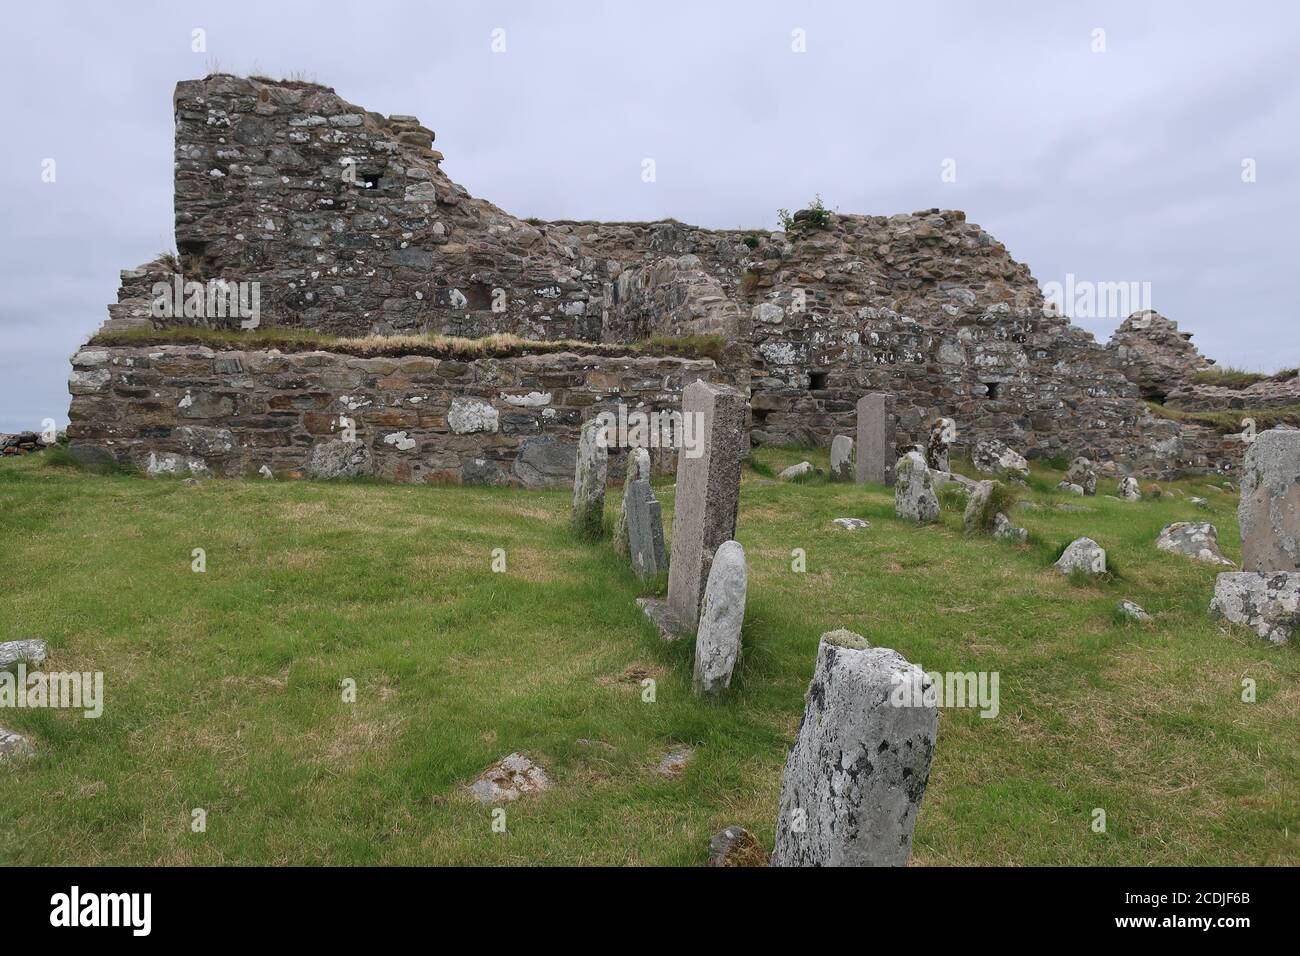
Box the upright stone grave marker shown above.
[830,435,854,481]
[571,418,608,539]
[624,478,667,579]
[664,381,746,632]
[772,630,938,867]
[855,394,895,486]
[613,447,651,556]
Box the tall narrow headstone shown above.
[613,447,652,556]
[830,435,855,481]
[772,630,938,867]
[692,540,747,695]
[571,419,608,539]
[1238,429,1300,572]
[624,478,667,578]
[665,381,747,631]
[855,393,895,486]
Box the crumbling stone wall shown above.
[68,343,729,486]
[1106,310,1212,401]
[68,74,1259,483]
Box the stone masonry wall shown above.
[67,344,730,486]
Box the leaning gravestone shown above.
[613,447,651,556]
[624,478,667,579]
[692,540,747,696]
[1211,428,1300,642]
[926,418,955,472]
[772,630,938,867]
[571,418,608,539]
[894,451,940,524]
[663,381,747,632]
[855,394,895,486]
[830,435,854,481]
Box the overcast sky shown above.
[2,0,1297,432]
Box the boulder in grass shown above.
[972,438,1029,478]
[1156,522,1234,567]
[708,826,769,867]
[0,640,48,673]
[467,753,552,804]
[1055,537,1106,576]
[778,461,814,481]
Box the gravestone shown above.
[692,540,747,696]
[1238,428,1300,572]
[830,435,854,481]
[855,394,895,486]
[894,451,940,524]
[624,478,667,579]
[613,447,651,556]
[926,418,955,472]
[664,381,747,631]
[571,418,608,539]
[1119,476,1141,501]
[772,630,938,867]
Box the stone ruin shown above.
[64,74,1293,484]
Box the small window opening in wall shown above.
[984,381,1000,400]
[809,370,829,391]
[362,172,381,189]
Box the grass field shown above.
[1,447,1297,865]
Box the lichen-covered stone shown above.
[992,511,1028,543]
[894,451,939,524]
[963,480,997,533]
[571,419,608,539]
[708,826,768,867]
[1156,522,1234,566]
[972,439,1029,477]
[778,461,813,481]
[624,478,666,579]
[1210,571,1300,643]
[1238,428,1300,572]
[692,540,747,696]
[306,438,371,479]
[772,633,938,867]
[0,727,34,762]
[0,640,48,673]
[466,752,552,804]
[1066,457,1098,496]
[613,447,651,556]
[1055,537,1106,575]
[830,435,854,481]
[1119,476,1141,501]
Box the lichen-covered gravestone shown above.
[570,418,608,539]
[772,630,938,867]
[1119,476,1141,501]
[692,540,747,696]
[926,417,955,472]
[624,478,667,579]
[855,393,895,486]
[613,447,651,556]
[894,451,940,524]
[663,381,746,632]
[830,435,854,481]
[1066,457,1098,496]
[1211,428,1300,642]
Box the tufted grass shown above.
[0,447,1296,865]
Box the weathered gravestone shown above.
[830,435,854,481]
[571,418,608,539]
[1211,428,1300,642]
[926,418,956,472]
[855,394,895,486]
[663,381,746,632]
[613,447,651,556]
[894,451,940,524]
[772,630,938,867]
[692,540,747,696]
[624,478,667,579]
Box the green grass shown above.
[1144,401,1300,434]
[1191,366,1298,388]
[1,447,1297,865]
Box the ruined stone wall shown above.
[67,344,730,486]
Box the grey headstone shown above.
[692,540,747,696]
[830,435,854,481]
[613,447,652,556]
[894,451,940,524]
[855,393,895,486]
[665,381,746,631]
[926,417,955,472]
[571,419,608,539]
[625,478,667,578]
[772,630,938,867]
[1239,429,1300,572]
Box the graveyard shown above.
[1,441,1296,866]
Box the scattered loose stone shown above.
[832,517,871,531]
[1119,476,1141,501]
[930,470,978,491]
[1066,457,1098,496]
[1190,496,1209,509]
[613,447,651,556]
[963,479,997,533]
[1211,572,1300,643]
[1057,481,1085,496]
[692,541,747,696]
[1118,599,1152,622]
[830,435,854,481]
[772,630,938,867]
[992,512,1028,543]
[258,464,274,479]
[894,451,940,524]
[571,418,608,539]
[0,640,48,673]
[708,826,769,867]
[855,393,895,486]
[664,381,746,632]
[0,728,34,762]
[972,438,1029,477]
[1055,502,1096,514]
[1156,522,1235,566]
[184,477,202,488]
[1055,537,1107,575]
[467,752,552,804]
[778,461,814,481]
[657,746,695,778]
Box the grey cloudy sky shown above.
[2,0,1297,432]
